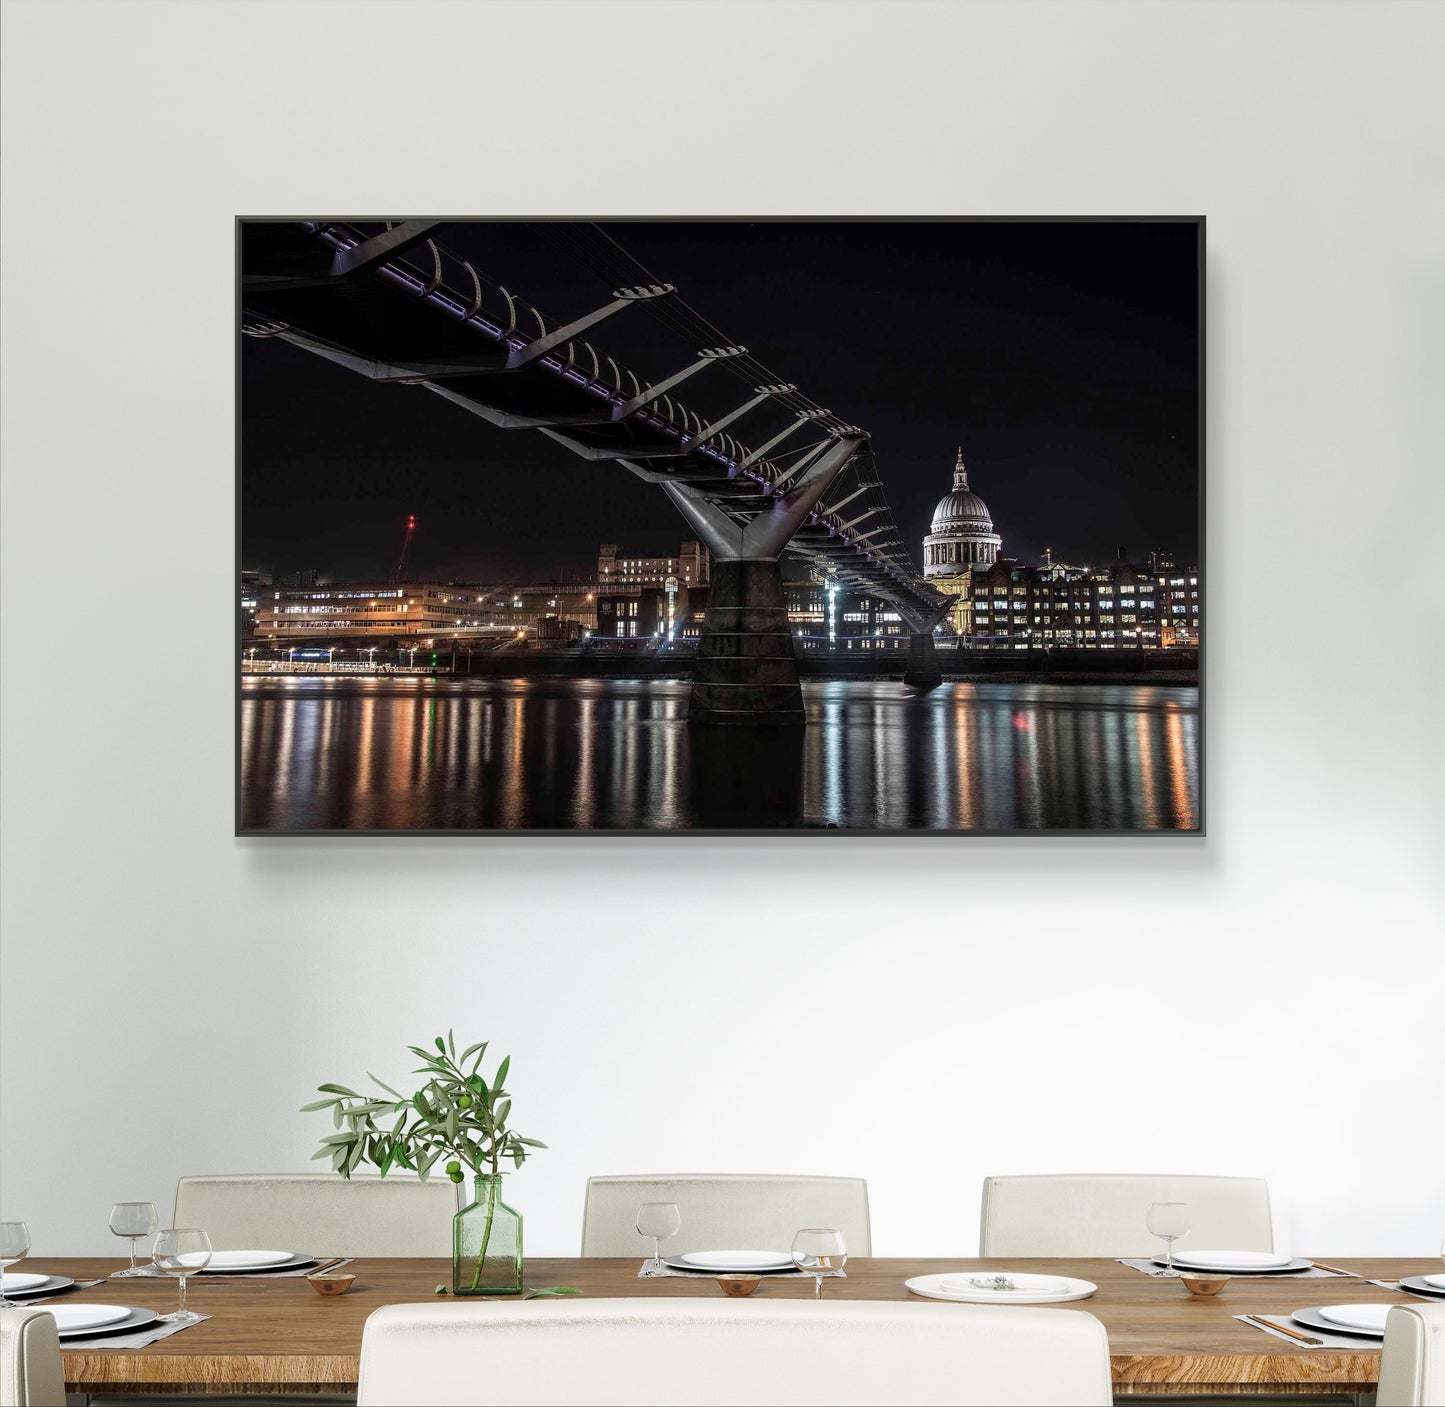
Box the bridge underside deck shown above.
[242,221,948,724]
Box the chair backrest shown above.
[1378,1302,1445,1407]
[979,1173,1273,1257]
[357,1298,1113,1406]
[581,1173,871,1256]
[0,1308,66,1407]
[173,1173,455,1257]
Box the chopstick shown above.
[1243,1315,1324,1346]
[306,1258,346,1276]
[1311,1262,1357,1277]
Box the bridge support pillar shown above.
[903,630,943,690]
[690,559,804,726]
[660,433,866,727]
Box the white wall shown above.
[2,0,1441,1261]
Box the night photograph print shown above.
[239,218,1202,834]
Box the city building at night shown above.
[597,541,709,595]
[965,555,1201,648]
[240,568,271,637]
[922,449,1003,634]
[594,541,710,640]
[257,581,467,642]
[254,579,598,646]
[785,578,907,649]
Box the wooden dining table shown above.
[34,1256,1428,1400]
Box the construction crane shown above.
[391,514,416,584]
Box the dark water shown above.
[240,676,1199,832]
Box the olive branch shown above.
[302,1032,546,1183]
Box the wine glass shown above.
[636,1202,680,1276]
[792,1227,847,1299]
[110,1202,158,1277]
[152,1228,211,1322]
[0,1221,31,1306]
[1146,1202,1191,1276]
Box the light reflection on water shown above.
[240,677,1199,832]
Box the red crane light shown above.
[392,514,416,584]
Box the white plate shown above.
[938,1272,1079,1297]
[1168,1249,1294,1270]
[1318,1303,1392,1334]
[46,1304,132,1333]
[54,1306,160,1340]
[2,1275,74,1298]
[1162,1253,1310,1274]
[1291,1305,1385,1339]
[1399,1276,1445,1297]
[665,1250,795,1273]
[0,1272,49,1292]
[195,1252,315,1274]
[180,1249,293,1270]
[907,1272,1097,1305]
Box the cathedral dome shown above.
[923,449,1002,579]
[931,488,994,533]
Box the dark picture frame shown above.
[237,217,1204,836]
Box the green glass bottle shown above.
[452,1173,523,1296]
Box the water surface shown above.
[240,676,1199,831]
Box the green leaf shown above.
[515,1137,547,1148]
[309,1147,334,1161]
[460,1042,487,1067]
[525,1287,582,1298]
[299,1098,337,1112]
[318,1132,355,1146]
[435,1284,448,1294]
[316,1083,360,1097]
[446,1106,458,1142]
[447,1029,455,1058]
[494,1055,510,1089]
[369,1072,406,1100]
[435,1037,446,1054]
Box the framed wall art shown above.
[239,218,1202,834]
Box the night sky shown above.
[241,220,1199,583]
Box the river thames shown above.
[239,676,1199,832]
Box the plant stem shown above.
[468,1176,498,1292]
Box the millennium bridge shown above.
[241,221,952,725]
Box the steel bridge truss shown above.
[241,220,951,718]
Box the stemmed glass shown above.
[110,1202,158,1277]
[1146,1202,1191,1276]
[636,1203,681,1276]
[152,1228,212,1322]
[0,1222,31,1305]
[792,1227,847,1299]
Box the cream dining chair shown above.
[0,1307,66,1407]
[580,1173,871,1257]
[173,1174,455,1256]
[979,1174,1274,1257]
[1377,1302,1445,1407]
[357,1297,1113,1406]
